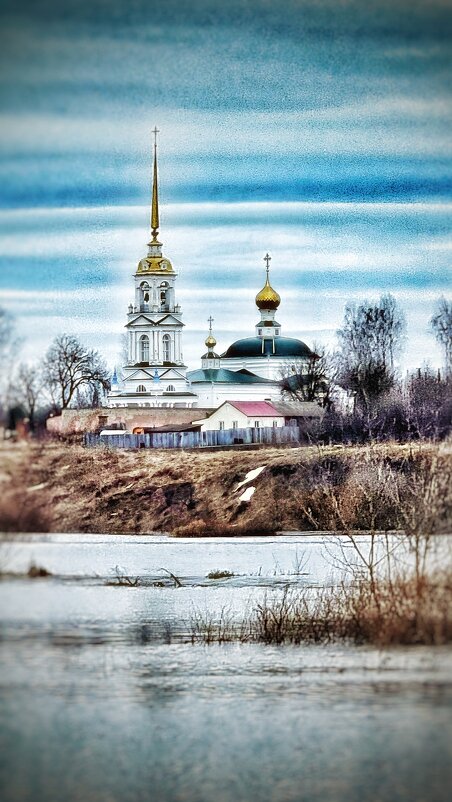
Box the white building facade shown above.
[193,401,286,432]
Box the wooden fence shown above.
[84,426,304,450]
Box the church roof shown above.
[187,368,277,385]
[221,337,313,359]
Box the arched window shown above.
[162,334,171,361]
[166,384,175,392]
[140,335,149,362]
[136,384,146,393]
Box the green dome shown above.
[221,337,313,359]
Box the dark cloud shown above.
[1,0,451,116]
[0,1,450,209]
[1,151,451,208]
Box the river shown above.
[0,533,451,802]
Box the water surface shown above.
[0,533,451,802]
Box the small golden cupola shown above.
[255,253,280,310]
[201,316,221,369]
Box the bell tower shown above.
[126,127,184,367]
[108,129,193,407]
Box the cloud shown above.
[0,1,450,375]
[0,0,451,210]
[1,105,451,208]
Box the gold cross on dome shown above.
[264,253,271,274]
[152,126,160,147]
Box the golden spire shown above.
[255,253,281,310]
[151,126,160,242]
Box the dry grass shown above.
[190,572,452,647]
[0,439,450,536]
[27,563,52,578]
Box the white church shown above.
[107,134,316,410]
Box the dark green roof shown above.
[221,337,313,359]
[187,368,277,385]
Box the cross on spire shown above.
[208,316,214,332]
[264,253,271,275]
[152,126,160,148]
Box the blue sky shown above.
[0,0,451,372]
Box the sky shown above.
[0,0,451,374]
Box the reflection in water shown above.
[0,534,451,802]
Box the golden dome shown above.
[255,275,280,310]
[205,333,217,348]
[137,256,174,274]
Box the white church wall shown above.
[190,381,281,408]
[219,356,299,381]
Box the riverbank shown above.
[0,439,450,536]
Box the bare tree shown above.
[280,343,335,407]
[12,363,43,430]
[0,306,12,360]
[430,296,452,377]
[41,334,110,410]
[0,306,21,419]
[406,365,451,440]
[336,294,405,414]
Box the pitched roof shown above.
[271,401,324,418]
[227,401,281,416]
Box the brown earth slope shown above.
[0,440,450,536]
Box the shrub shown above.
[171,519,209,537]
[190,572,452,647]
[206,570,235,579]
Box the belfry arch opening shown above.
[140,281,150,311]
[159,282,170,311]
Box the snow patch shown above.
[238,486,256,503]
[235,466,265,491]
